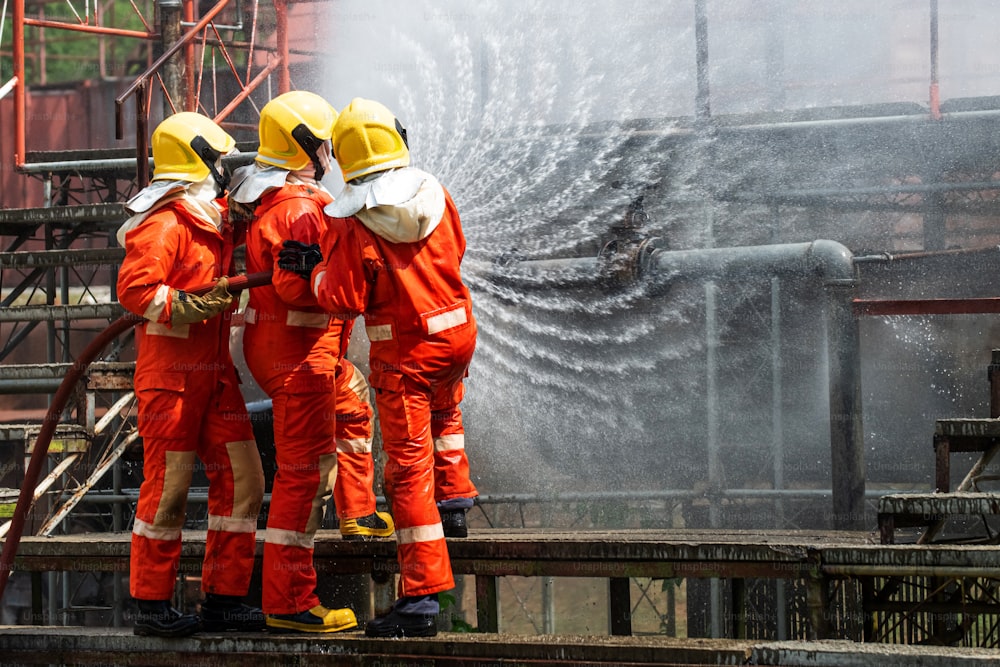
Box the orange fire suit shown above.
[242,182,377,614]
[312,179,478,598]
[117,198,264,602]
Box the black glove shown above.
[277,240,323,280]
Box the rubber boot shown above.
[440,508,468,538]
[200,593,266,632]
[266,605,358,634]
[133,599,201,638]
[340,511,395,540]
[365,594,438,638]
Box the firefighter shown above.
[116,112,265,637]
[279,98,479,637]
[228,90,393,633]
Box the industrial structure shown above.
[3,1,1000,664]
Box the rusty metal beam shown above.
[0,203,126,227]
[854,297,1000,316]
[0,247,125,269]
[22,17,156,39]
[0,303,125,322]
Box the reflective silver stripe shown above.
[426,305,467,334]
[145,321,189,338]
[132,517,181,542]
[207,514,257,534]
[337,437,372,454]
[311,270,326,298]
[286,310,330,328]
[244,306,257,324]
[434,434,465,452]
[142,284,172,323]
[264,526,315,549]
[367,324,393,341]
[396,523,445,545]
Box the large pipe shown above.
[0,271,272,603]
[503,240,865,530]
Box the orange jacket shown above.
[312,186,476,389]
[244,183,350,382]
[117,199,238,385]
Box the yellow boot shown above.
[339,511,395,540]
[266,605,357,633]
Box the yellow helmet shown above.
[151,111,236,185]
[333,98,410,182]
[257,90,337,176]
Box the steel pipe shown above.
[503,240,865,530]
[22,18,155,39]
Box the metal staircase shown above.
[878,350,1000,546]
[0,156,137,520]
[865,351,1000,645]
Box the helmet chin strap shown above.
[191,135,230,195]
[291,124,328,182]
[309,155,325,182]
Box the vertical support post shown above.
[694,0,710,124]
[370,556,394,618]
[608,577,631,636]
[731,578,747,639]
[136,80,150,188]
[934,434,951,492]
[771,276,785,521]
[159,0,184,116]
[373,577,394,618]
[805,572,830,640]
[705,281,723,637]
[14,0,26,167]
[274,0,290,94]
[542,576,555,634]
[772,280,788,639]
[988,350,1000,418]
[183,0,196,111]
[825,277,866,530]
[860,577,876,642]
[705,281,721,527]
[475,575,499,633]
[929,0,941,120]
[31,572,43,624]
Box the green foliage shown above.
[439,592,477,633]
[1,1,154,85]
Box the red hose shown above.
[0,271,272,601]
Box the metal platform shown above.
[6,528,1000,655]
[16,527,1000,640]
[0,627,998,667]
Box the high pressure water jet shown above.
[488,226,864,530]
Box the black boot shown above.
[365,608,437,638]
[440,508,468,538]
[365,595,438,638]
[200,593,266,632]
[133,599,201,638]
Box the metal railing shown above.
[9,0,292,179]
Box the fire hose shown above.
[0,271,273,602]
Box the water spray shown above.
[0,271,273,602]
